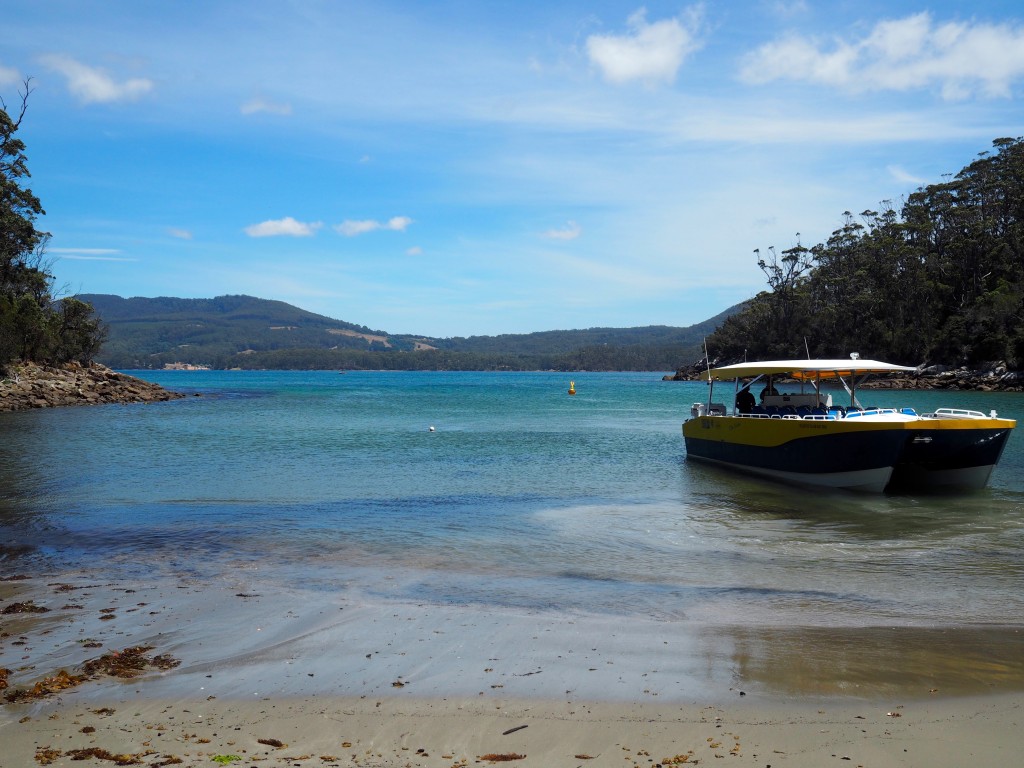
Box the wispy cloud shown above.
[586,6,705,86]
[0,63,21,87]
[167,227,193,240]
[39,54,153,104]
[887,165,927,186]
[739,12,1024,99]
[50,248,136,262]
[407,246,423,256]
[240,97,292,116]
[770,1,809,17]
[335,216,413,236]
[244,217,322,237]
[542,221,582,241]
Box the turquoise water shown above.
[2,370,1024,629]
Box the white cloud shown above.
[586,6,704,85]
[335,216,413,236]
[739,12,1024,99]
[542,220,582,240]
[240,97,292,116]
[0,63,21,87]
[407,246,423,256]
[887,165,926,186]
[244,217,322,237]
[167,227,193,240]
[50,247,120,255]
[39,54,153,104]
[336,219,380,237]
[770,1,809,17]
[50,247,136,262]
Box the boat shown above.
[682,356,1015,493]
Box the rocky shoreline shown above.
[0,361,187,413]
[665,360,1024,392]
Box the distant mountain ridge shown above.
[82,293,740,371]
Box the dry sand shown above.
[4,691,1023,768]
[3,573,1023,767]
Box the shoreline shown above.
[5,572,1024,704]
[4,573,1024,766]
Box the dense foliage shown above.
[707,137,1024,368]
[87,293,734,371]
[1,85,105,373]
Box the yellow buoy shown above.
[568,381,576,395]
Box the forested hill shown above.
[704,136,1024,371]
[84,293,739,371]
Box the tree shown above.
[1,81,106,372]
[704,136,1024,369]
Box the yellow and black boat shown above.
[682,358,1015,493]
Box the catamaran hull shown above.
[889,423,1013,491]
[682,417,910,493]
[686,453,893,492]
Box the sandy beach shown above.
[3,572,1023,767]
[4,689,1022,768]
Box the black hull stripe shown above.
[897,428,1012,471]
[684,429,907,474]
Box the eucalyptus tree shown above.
[1,81,105,371]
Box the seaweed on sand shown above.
[81,645,181,679]
[4,646,181,703]
[1,601,49,614]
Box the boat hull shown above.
[889,419,1014,492]
[682,416,909,492]
[683,413,1016,493]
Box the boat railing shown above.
[735,412,838,420]
[845,407,898,419]
[925,407,989,420]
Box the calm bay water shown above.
[3,370,1024,631]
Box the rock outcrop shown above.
[0,361,187,413]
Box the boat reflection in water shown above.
[682,356,1016,493]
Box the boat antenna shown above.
[804,337,811,360]
[703,337,713,408]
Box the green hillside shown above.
[84,293,738,371]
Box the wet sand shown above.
[3,573,1024,767]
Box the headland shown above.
[0,361,186,413]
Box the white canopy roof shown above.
[698,358,916,382]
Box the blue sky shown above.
[4,1,1024,337]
